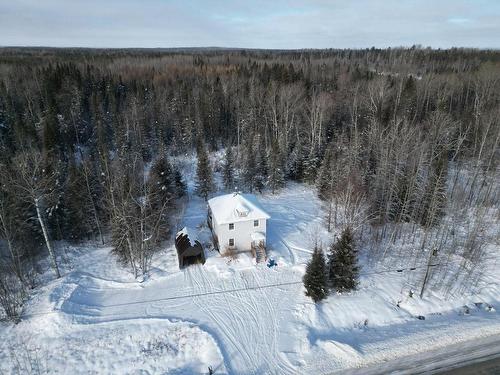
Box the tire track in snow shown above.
[51,265,300,374]
[249,268,296,374]
[188,266,256,372]
[267,225,297,265]
[200,268,263,371]
[187,265,297,374]
[225,270,271,372]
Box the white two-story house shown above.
[207,193,270,258]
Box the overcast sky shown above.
[1,0,499,49]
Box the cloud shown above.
[0,0,499,48]
[447,17,472,24]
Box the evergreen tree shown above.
[391,166,414,222]
[316,144,334,200]
[172,164,187,198]
[303,246,329,303]
[222,146,235,191]
[253,138,267,193]
[195,141,215,200]
[42,102,62,157]
[287,141,306,181]
[62,162,95,242]
[420,150,448,227]
[302,147,320,184]
[328,227,359,292]
[149,155,176,209]
[268,141,285,193]
[243,137,256,193]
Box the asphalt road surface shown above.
[436,355,500,374]
[333,334,500,375]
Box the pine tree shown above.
[253,139,267,193]
[195,141,215,200]
[420,150,447,227]
[243,137,256,192]
[42,102,62,157]
[172,164,187,198]
[317,145,339,231]
[149,155,176,209]
[222,146,235,191]
[316,145,334,200]
[268,140,285,193]
[303,246,329,303]
[328,227,359,292]
[391,166,414,222]
[302,147,320,184]
[287,141,306,181]
[61,162,95,242]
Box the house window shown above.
[253,220,259,227]
[229,223,234,230]
[229,238,234,247]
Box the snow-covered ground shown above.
[1,168,499,374]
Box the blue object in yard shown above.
[267,258,277,268]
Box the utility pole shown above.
[420,248,438,298]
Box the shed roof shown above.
[176,227,196,247]
[208,193,270,225]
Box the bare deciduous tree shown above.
[9,152,61,279]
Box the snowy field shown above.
[1,164,499,374]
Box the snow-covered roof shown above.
[250,232,266,242]
[176,227,196,247]
[208,193,270,225]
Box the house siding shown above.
[215,218,267,253]
[211,213,220,250]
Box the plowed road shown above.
[333,334,500,375]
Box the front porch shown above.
[251,232,267,263]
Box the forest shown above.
[0,47,499,321]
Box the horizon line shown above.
[1,45,499,52]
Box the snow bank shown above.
[1,318,223,375]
